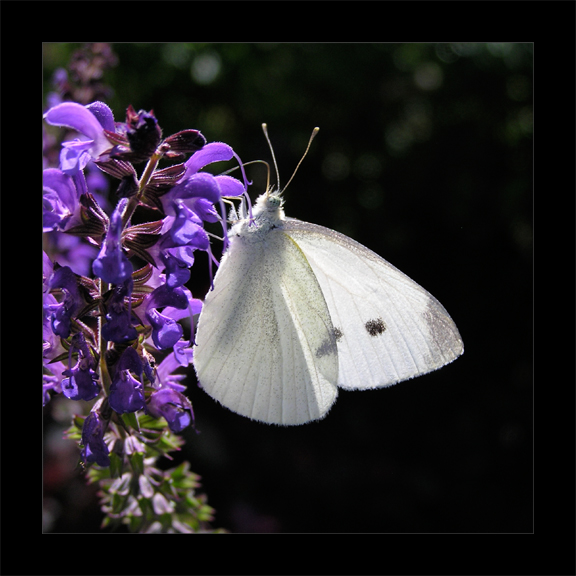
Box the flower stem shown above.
[122,148,165,227]
[98,278,112,394]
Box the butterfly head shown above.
[253,188,285,221]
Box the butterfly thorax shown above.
[230,190,286,242]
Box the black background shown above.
[43,43,532,535]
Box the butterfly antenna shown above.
[262,123,280,196]
[282,127,320,194]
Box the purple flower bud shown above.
[147,388,194,433]
[111,106,162,164]
[81,408,110,467]
[126,109,161,154]
[93,198,132,285]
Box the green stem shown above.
[98,278,112,395]
[122,148,164,228]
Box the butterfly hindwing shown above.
[194,226,338,425]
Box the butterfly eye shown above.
[267,196,282,209]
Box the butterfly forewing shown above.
[283,219,464,391]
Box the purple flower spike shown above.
[148,388,194,433]
[93,198,132,285]
[81,408,110,467]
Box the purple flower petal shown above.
[215,174,245,197]
[60,140,93,174]
[109,370,145,413]
[86,101,115,132]
[189,197,220,223]
[47,266,84,338]
[43,168,81,231]
[145,285,189,349]
[163,254,191,288]
[44,102,113,164]
[108,348,146,414]
[43,168,78,212]
[147,388,194,433]
[162,173,222,217]
[62,357,100,401]
[147,308,183,349]
[161,287,202,322]
[171,202,209,247]
[165,245,197,268]
[183,142,234,176]
[173,340,194,367]
[101,279,138,343]
[81,410,110,467]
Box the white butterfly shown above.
[193,126,463,425]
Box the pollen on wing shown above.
[365,318,386,337]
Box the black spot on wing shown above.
[365,318,386,337]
